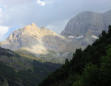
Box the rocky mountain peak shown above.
[61,10,111,37]
[23,23,41,34]
[60,10,111,53]
[24,23,39,30]
[0,23,75,63]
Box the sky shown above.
[0,0,111,41]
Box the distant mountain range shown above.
[61,10,111,46]
[0,10,111,64]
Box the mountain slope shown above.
[61,10,111,48]
[0,47,61,86]
[39,26,111,86]
[0,23,76,63]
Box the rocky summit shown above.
[61,10,111,36]
[0,23,77,63]
[61,10,111,47]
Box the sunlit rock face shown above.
[61,10,111,47]
[0,23,77,63]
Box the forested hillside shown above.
[0,47,60,86]
[39,25,111,86]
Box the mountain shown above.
[62,10,111,36]
[39,26,111,86]
[61,10,111,47]
[0,23,76,63]
[0,47,60,86]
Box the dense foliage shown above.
[39,25,111,86]
[0,48,60,86]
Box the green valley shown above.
[0,47,61,86]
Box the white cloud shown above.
[0,8,4,24]
[46,19,68,33]
[0,8,3,17]
[36,0,46,6]
[0,26,9,41]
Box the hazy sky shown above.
[0,0,111,41]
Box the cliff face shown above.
[61,10,111,48]
[61,10,111,36]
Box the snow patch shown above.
[76,35,84,39]
[68,35,75,39]
[92,35,99,39]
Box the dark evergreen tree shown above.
[39,25,111,86]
